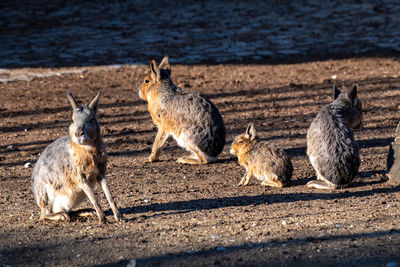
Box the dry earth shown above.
[1,57,400,266]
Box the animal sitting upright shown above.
[307,84,363,189]
[137,56,226,164]
[31,92,123,223]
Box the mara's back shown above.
[249,141,293,182]
[307,101,359,185]
[31,136,77,196]
[160,86,226,157]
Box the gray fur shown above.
[138,57,226,164]
[307,84,362,188]
[31,92,123,223]
[158,79,225,157]
[249,142,293,184]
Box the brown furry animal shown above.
[138,56,226,164]
[31,92,124,223]
[230,123,293,187]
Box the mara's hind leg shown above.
[69,208,96,218]
[177,146,215,165]
[44,212,71,221]
[316,173,324,181]
[38,200,70,222]
[177,154,204,164]
[38,201,46,221]
[261,174,284,188]
[306,175,340,190]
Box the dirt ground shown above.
[1,57,400,266]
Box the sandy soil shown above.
[1,57,400,266]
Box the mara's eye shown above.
[237,140,244,144]
[145,79,150,84]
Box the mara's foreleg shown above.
[79,180,106,223]
[149,127,169,162]
[98,176,124,222]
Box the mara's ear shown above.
[89,91,101,115]
[333,84,341,100]
[245,123,257,141]
[159,56,171,75]
[67,92,78,110]
[347,84,358,105]
[150,59,160,82]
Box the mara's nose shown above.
[75,127,84,137]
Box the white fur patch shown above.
[52,194,73,213]
[72,134,80,145]
[172,132,189,150]
[46,183,86,214]
[172,132,216,163]
[309,155,318,171]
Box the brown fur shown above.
[138,57,226,164]
[31,92,123,223]
[70,144,103,183]
[231,123,293,187]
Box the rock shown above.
[24,162,32,168]
[387,123,400,185]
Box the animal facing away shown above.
[138,56,226,164]
[31,92,123,223]
[307,84,362,189]
[230,123,293,187]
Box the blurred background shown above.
[0,0,399,68]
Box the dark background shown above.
[1,0,399,68]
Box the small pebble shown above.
[24,162,32,168]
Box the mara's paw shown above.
[114,213,126,223]
[177,156,201,165]
[148,153,159,163]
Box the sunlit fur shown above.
[138,56,226,164]
[230,123,293,187]
[31,92,123,223]
[307,84,363,189]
